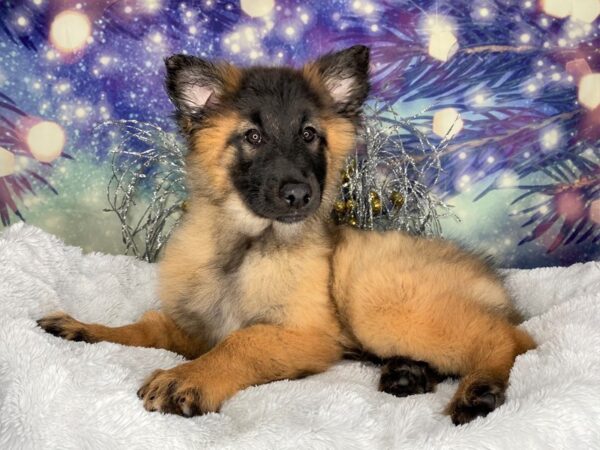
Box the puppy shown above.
[38,45,535,425]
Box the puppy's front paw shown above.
[37,312,95,343]
[137,365,220,417]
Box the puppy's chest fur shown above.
[159,219,334,347]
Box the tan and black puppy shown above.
[38,46,535,425]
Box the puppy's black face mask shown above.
[227,69,327,223]
[165,45,370,224]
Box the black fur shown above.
[313,45,371,118]
[228,67,328,222]
[450,380,506,425]
[344,351,449,398]
[379,357,446,397]
[164,54,225,121]
[164,46,370,222]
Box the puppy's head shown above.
[165,46,369,231]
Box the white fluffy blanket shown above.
[1,224,599,449]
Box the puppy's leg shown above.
[137,324,342,415]
[445,326,535,425]
[345,291,536,425]
[37,310,205,359]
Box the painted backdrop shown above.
[0,0,599,268]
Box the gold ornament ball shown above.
[348,216,358,227]
[391,191,405,208]
[369,191,382,214]
[345,199,356,211]
[371,198,382,215]
[333,199,346,214]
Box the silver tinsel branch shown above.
[334,103,455,236]
[97,120,187,262]
[100,104,454,262]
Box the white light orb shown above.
[50,10,92,53]
[541,127,561,150]
[578,73,600,110]
[0,146,16,177]
[432,108,463,139]
[571,0,600,23]
[541,0,572,19]
[240,0,274,17]
[26,121,66,163]
[428,30,458,62]
[497,170,518,188]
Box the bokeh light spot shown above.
[26,121,66,163]
[50,10,92,54]
[578,73,600,110]
[433,108,464,138]
[590,199,600,224]
[541,0,572,19]
[555,191,585,222]
[0,146,16,177]
[571,0,600,23]
[241,0,274,17]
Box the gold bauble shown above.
[348,216,358,227]
[371,198,382,215]
[369,191,382,214]
[345,199,356,211]
[391,191,405,208]
[333,199,346,214]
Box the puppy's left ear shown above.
[304,45,370,117]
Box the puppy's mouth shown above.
[275,214,308,224]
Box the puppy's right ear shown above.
[164,55,240,124]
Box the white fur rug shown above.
[1,223,599,449]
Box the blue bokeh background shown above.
[0,0,599,267]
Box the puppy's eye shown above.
[245,129,262,145]
[302,127,316,143]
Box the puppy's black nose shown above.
[279,182,312,209]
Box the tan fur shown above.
[187,113,241,198]
[137,324,342,414]
[38,59,535,423]
[331,228,535,422]
[37,310,205,359]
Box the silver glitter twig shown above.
[97,120,187,262]
[100,103,454,262]
[335,103,455,236]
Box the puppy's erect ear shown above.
[164,54,240,119]
[304,45,370,117]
